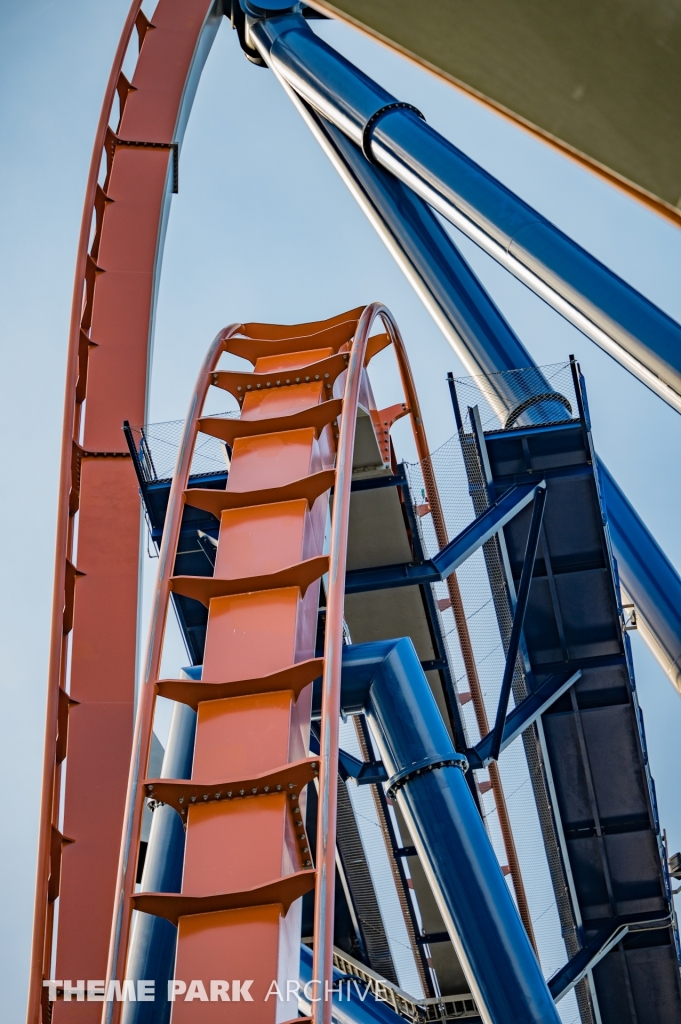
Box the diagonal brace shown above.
[488,485,547,762]
[467,669,581,769]
[337,748,388,785]
[344,480,544,594]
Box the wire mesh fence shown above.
[127,413,238,481]
[452,362,578,432]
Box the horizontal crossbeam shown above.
[345,481,543,594]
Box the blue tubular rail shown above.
[341,638,562,1024]
[242,29,681,694]
[248,6,681,413]
[122,700,196,1024]
[600,464,681,692]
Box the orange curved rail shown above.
[27,3,144,1019]
[29,2,223,1020]
[103,323,241,1013]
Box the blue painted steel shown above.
[122,698,197,1024]
[488,486,546,761]
[600,463,681,692]
[345,481,542,594]
[548,912,672,1003]
[338,748,388,785]
[249,10,681,408]
[468,670,581,769]
[352,637,562,1024]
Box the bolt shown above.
[215,792,221,799]
[302,847,309,854]
[256,383,261,389]
[178,797,184,805]
[191,796,196,803]
[305,860,312,867]
[286,379,291,384]
[147,785,154,793]
[295,378,300,383]
[252,788,258,794]
[314,375,319,380]
[305,376,310,382]
[237,386,242,391]
[227,791,233,798]
[324,373,329,378]
[311,763,318,770]
[288,783,295,789]
[276,380,281,386]
[246,384,251,390]
[266,382,271,387]
[276,785,282,791]
[263,786,269,793]
[239,789,245,796]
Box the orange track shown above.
[28,2,220,1021]
[30,0,536,1016]
[101,305,418,1022]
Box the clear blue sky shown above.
[2,2,681,1019]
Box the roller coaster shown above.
[28,3,681,1024]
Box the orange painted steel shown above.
[103,313,357,1022]
[102,323,240,1021]
[29,3,222,1019]
[27,3,143,1020]
[312,303,378,1024]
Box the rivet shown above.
[178,797,184,805]
[227,791,233,798]
[246,385,252,390]
[305,860,312,867]
[147,785,154,793]
[252,787,258,794]
[288,783,295,789]
[263,786,269,793]
[295,377,300,383]
[191,796,197,803]
[311,763,318,770]
[256,383,261,389]
[276,381,281,386]
[326,383,331,388]
[203,794,208,801]
[305,376,310,382]
[314,375,319,380]
[324,373,329,378]
[286,379,291,385]
[237,386,242,391]
[215,792,221,799]
[266,382,271,387]
[239,789,245,796]
[298,834,305,840]
[276,784,282,791]
[302,847,309,854]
